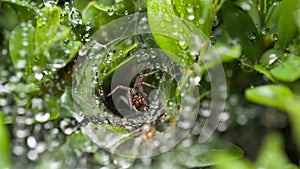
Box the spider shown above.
[107,70,160,113]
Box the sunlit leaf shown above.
[245,84,293,111]
[270,55,300,82]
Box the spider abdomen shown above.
[132,95,145,108]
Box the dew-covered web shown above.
[71,2,228,156]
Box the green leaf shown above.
[254,65,276,82]
[256,132,298,169]
[172,0,214,36]
[275,0,300,49]
[0,113,11,169]
[5,82,40,95]
[147,0,210,66]
[213,153,254,169]
[213,133,298,169]
[34,6,63,67]
[270,55,300,82]
[9,21,36,80]
[211,43,241,63]
[245,84,293,111]
[0,1,35,30]
[245,84,300,149]
[222,1,262,65]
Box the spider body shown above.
[107,70,160,112]
[132,92,146,108]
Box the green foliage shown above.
[213,133,299,169]
[222,1,262,65]
[1,0,299,168]
[276,0,299,50]
[0,113,11,169]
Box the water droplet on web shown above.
[69,8,82,25]
[27,150,38,161]
[27,136,37,148]
[16,60,27,69]
[44,0,57,7]
[35,112,50,122]
[107,8,114,16]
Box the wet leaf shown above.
[270,55,300,82]
[172,0,214,36]
[275,0,300,49]
[222,1,262,64]
[9,21,36,81]
[147,0,209,66]
[0,113,11,169]
[1,1,34,30]
[5,82,40,95]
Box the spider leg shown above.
[106,85,132,97]
[134,70,160,89]
[142,81,157,88]
[142,70,160,78]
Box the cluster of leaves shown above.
[0,0,299,168]
[146,0,300,167]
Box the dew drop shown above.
[261,27,269,35]
[44,0,57,7]
[247,32,257,41]
[187,15,195,21]
[35,112,50,122]
[107,8,114,16]
[160,22,166,28]
[68,8,82,25]
[27,150,38,161]
[213,15,219,26]
[178,40,188,49]
[273,34,278,41]
[199,19,205,24]
[27,136,37,148]
[240,2,251,11]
